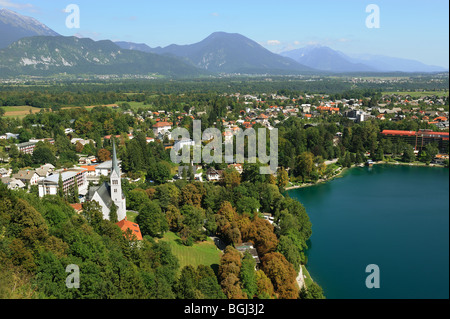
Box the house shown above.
[13,170,39,185]
[116,219,143,241]
[35,167,52,181]
[80,165,99,184]
[0,168,10,178]
[78,156,97,165]
[173,138,195,152]
[153,121,172,137]
[103,134,133,141]
[71,138,95,146]
[262,213,275,225]
[256,113,269,125]
[1,177,26,190]
[69,203,83,214]
[222,131,233,144]
[86,142,126,222]
[206,168,221,181]
[95,160,121,177]
[0,133,19,140]
[235,242,260,267]
[227,163,243,174]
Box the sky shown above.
[1,0,449,68]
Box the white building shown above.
[173,138,196,152]
[86,142,126,222]
[13,170,39,185]
[38,169,88,198]
[153,121,172,137]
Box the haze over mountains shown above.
[280,45,448,73]
[0,8,447,77]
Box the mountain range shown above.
[0,36,205,77]
[280,45,447,73]
[0,8,447,77]
[122,32,314,74]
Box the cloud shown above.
[266,40,281,46]
[0,0,37,12]
[210,12,219,17]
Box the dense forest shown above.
[0,164,325,299]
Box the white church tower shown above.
[110,141,126,222]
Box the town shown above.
[0,76,449,301]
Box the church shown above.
[86,141,126,222]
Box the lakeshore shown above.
[289,164,449,299]
[285,160,448,191]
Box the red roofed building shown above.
[381,130,449,152]
[69,203,83,213]
[153,121,173,136]
[116,219,143,241]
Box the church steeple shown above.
[110,139,126,222]
[111,140,120,176]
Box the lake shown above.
[288,164,449,299]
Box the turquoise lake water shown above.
[288,165,449,299]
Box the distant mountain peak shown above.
[146,32,315,74]
[0,8,59,49]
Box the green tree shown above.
[402,145,416,163]
[294,152,315,182]
[109,204,118,223]
[240,252,258,299]
[276,167,289,191]
[32,146,56,166]
[57,174,64,199]
[299,281,326,299]
[135,200,168,238]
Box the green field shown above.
[302,265,314,288]
[1,105,42,118]
[158,231,222,274]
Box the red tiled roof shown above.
[381,130,416,136]
[116,219,143,241]
[70,203,83,212]
[381,130,449,138]
[153,121,172,128]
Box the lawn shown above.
[302,265,314,288]
[126,211,139,223]
[158,231,222,274]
